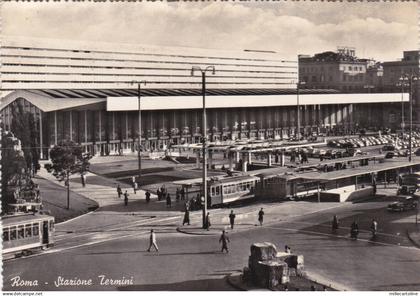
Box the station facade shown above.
[0,37,408,158]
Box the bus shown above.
[2,213,55,258]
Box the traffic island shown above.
[407,229,420,248]
[227,242,335,291]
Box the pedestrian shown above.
[370,218,378,237]
[258,208,264,226]
[350,220,359,239]
[206,213,211,231]
[133,182,138,194]
[229,210,236,229]
[176,189,180,202]
[219,230,230,253]
[166,193,172,208]
[332,215,339,232]
[132,176,136,186]
[284,245,291,253]
[180,188,185,200]
[117,184,122,198]
[157,188,161,201]
[183,208,190,225]
[145,191,151,203]
[81,174,86,187]
[147,229,159,252]
[310,285,316,291]
[124,190,129,206]
[34,184,40,198]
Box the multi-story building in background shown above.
[382,51,420,124]
[299,47,383,93]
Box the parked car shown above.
[385,152,395,159]
[387,197,418,212]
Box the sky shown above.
[2,2,418,61]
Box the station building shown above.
[0,37,408,159]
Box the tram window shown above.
[25,224,32,237]
[33,224,39,236]
[49,220,54,230]
[216,186,220,195]
[18,226,24,239]
[3,229,9,242]
[10,227,17,240]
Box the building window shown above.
[312,76,317,82]
[349,66,352,71]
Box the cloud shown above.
[1,2,417,61]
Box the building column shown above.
[267,153,272,167]
[98,111,102,142]
[196,150,200,169]
[248,152,252,165]
[69,111,73,141]
[242,154,248,172]
[84,110,88,152]
[280,152,285,166]
[235,151,240,163]
[229,151,233,171]
[54,111,58,145]
[39,109,44,159]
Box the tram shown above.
[207,175,259,207]
[2,213,55,258]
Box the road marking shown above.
[264,225,420,250]
[287,221,409,239]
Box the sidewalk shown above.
[37,163,154,208]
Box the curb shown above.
[226,273,248,291]
[176,227,220,236]
[304,271,347,291]
[406,229,420,249]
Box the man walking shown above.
[145,191,151,203]
[124,190,129,206]
[133,182,138,194]
[219,230,230,253]
[258,208,264,226]
[166,193,172,208]
[229,210,236,229]
[206,213,211,231]
[117,184,122,198]
[147,229,159,252]
[183,208,190,226]
[81,174,86,187]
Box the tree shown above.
[10,103,40,174]
[1,132,28,213]
[47,141,91,209]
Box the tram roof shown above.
[173,173,257,186]
[1,213,54,227]
[298,158,420,182]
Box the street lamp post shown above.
[400,75,418,163]
[296,81,306,140]
[131,80,147,181]
[396,80,409,137]
[191,66,215,229]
